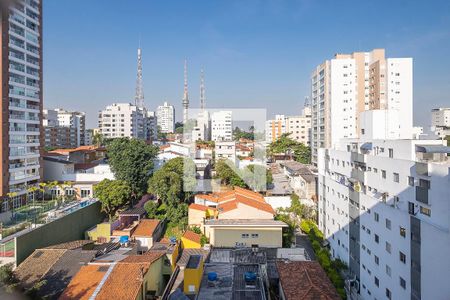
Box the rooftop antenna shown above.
[304,96,310,108]
[200,68,205,111]
[135,37,144,108]
[182,59,189,124]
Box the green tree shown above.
[92,132,103,147]
[144,201,159,219]
[107,138,158,200]
[94,179,131,220]
[268,133,311,164]
[215,159,246,187]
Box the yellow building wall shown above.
[137,256,164,300]
[85,223,111,242]
[181,237,202,249]
[183,258,204,295]
[208,227,282,248]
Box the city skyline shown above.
[43,0,450,128]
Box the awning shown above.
[416,145,450,154]
[360,142,373,151]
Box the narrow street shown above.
[295,232,316,260]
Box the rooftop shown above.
[186,254,202,269]
[182,230,202,244]
[205,219,288,227]
[132,219,160,237]
[276,260,341,300]
[177,248,210,268]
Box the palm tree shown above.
[92,132,103,147]
[38,182,47,201]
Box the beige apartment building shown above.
[310,49,413,165]
[265,106,311,145]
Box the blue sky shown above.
[43,0,450,128]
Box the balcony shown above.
[351,152,365,163]
[351,168,365,183]
[415,186,429,205]
[415,162,429,177]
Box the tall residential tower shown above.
[182,59,189,124]
[1,0,43,209]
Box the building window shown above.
[81,189,91,198]
[374,255,379,265]
[408,176,414,186]
[388,148,393,158]
[420,206,431,217]
[374,276,379,287]
[251,233,259,238]
[399,251,406,264]
[393,173,399,183]
[241,234,249,239]
[400,277,406,289]
[386,241,391,254]
[386,265,392,277]
[386,288,392,300]
[381,170,386,179]
[374,234,379,244]
[374,212,379,222]
[386,218,391,230]
[419,179,430,189]
[400,226,406,237]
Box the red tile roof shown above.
[59,264,110,300]
[182,230,202,245]
[189,203,215,212]
[276,261,341,300]
[132,219,160,237]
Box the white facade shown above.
[98,103,146,139]
[156,101,175,133]
[265,115,287,142]
[311,49,414,165]
[265,108,311,145]
[431,108,450,138]
[44,108,86,146]
[215,141,236,164]
[6,1,43,199]
[192,111,210,141]
[211,111,232,141]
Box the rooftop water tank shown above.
[208,272,218,281]
[119,236,129,244]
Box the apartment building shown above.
[0,0,43,209]
[211,111,232,141]
[98,103,146,139]
[192,110,210,141]
[146,110,157,141]
[156,101,175,133]
[431,107,450,138]
[317,111,450,300]
[43,108,85,148]
[265,106,311,145]
[311,49,413,165]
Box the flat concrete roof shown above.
[204,219,288,227]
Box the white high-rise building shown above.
[211,111,232,141]
[265,115,287,143]
[156,101,175,133]
[431,108,450,138]
[1,0,43,206]
[192,110,210,141]
[311,49,413,165]
[98,103,146,139]
[43,108,86,147]
[317,92,450,300]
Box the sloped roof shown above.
[59,264,111,300]
[189,203,215,212]
[44,240,93,250]
[132,219,160,237]
[95,253,163,300]
[182,230,202,245]
[15,249,66,289]
[276,261,341,300]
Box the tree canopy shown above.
[94,179,131,220]
[214,159,272,191]
[268,133,311,164]
[107,138,158,198]
[233,126,254,141]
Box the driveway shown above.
[295,232,316,260]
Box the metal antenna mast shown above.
[135,42,144,108]
[200,69,205,111]
[182,59,189,124]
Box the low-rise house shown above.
[183,255,204,295]
[150,238,181,272]
[188,203,216,227]
[276,260,340,300]
[181,230,202,249]
[280,161,317,200]
[204,219,287,248]
[61,252,165,300]
[131,219,164,252]
[236,144,252,158]
[215,141,236,164]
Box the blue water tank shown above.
[244,272,257,282]
[119,236,129,244]
[208,272,218,281]
[169,236,177,244]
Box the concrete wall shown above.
[15,201,104,265]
